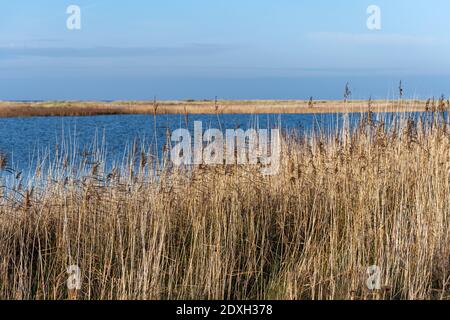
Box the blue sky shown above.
[1,0,450,100]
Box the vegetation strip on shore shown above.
[0,99,443,117]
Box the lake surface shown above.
[0,112,431,176]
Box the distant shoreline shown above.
[0,99,440,118]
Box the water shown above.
[0,112,433,175]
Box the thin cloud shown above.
[0,44,230,59]
[307,32,446,46]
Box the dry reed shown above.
[0,100,436,118]
[0,112,448,300]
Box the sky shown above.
[1,0,450,100]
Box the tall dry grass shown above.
[0,99,435,117]
[0,112,448,300]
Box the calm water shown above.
[0,112,426,175]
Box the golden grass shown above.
[0,112,448,300]
[0,99,438,117]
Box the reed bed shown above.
[0,112,448,300]
[0,99,433,117]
